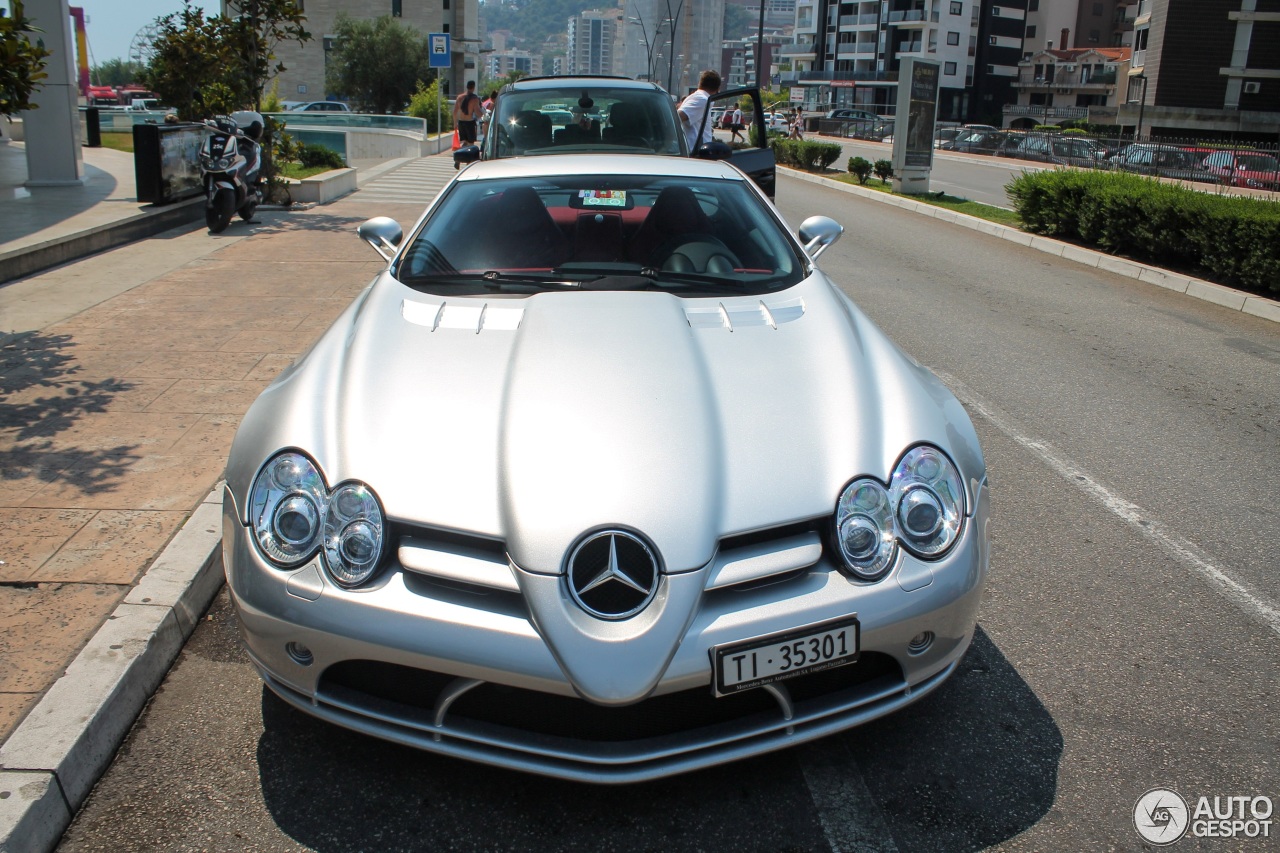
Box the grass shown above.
[96,132,134,153]
[831,171,1023,228]
[278,162,337,180]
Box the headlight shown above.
[249,452,387,586]
[324,483,386,587]
[835,445,965,580]
[835,479,896,579]
[889,445,964,558]
[249,452,326,566]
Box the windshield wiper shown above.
[637,268,748,294]
[400,271,597,291]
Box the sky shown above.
[74,0,219,65]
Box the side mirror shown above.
[358,217,403,262]
[798,216,843,260]
[453,144,481,170]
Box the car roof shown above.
[504,76,667,93]
[454,153,745,183]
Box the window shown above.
[992,6,1001,15]
[443,23,450,33]
[444,0,449,6]
[947,31,960,45]
[1092,2,1103,14]
[944,61,957,74]
[1025,25,1036,38]
[391,0,401,17]
[1029,0,1038,9]
[1089,29,1100,42]
[950,1,963,14]
[989,36,998,45]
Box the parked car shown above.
[825,108,881,122]
[456,75,777,198]
[997,135,1106,167]
[940,129,1007,155]
[286,101,352,112]
[222,153,990,784]
[1109,144,1218,183]
[1199,149,1280,190]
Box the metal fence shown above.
[814,121,1280,193]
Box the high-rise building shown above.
[568,9,623,76]
[621,0,726,96]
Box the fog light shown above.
[286,642,314,666]
[907,631,934,655]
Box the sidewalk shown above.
[0,140,445,852]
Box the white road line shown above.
[934,369,1280,638]
[799,741,900,853]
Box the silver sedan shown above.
[222,153,990,783]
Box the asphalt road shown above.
[58,173,1280,852]
[806,136,1041,209]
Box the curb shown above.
[0,484,226,853]
[0,197,206,287]
[784,168,1280,325]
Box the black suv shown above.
[454,76,775,198]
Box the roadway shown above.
[56,170,1279,852]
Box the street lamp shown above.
[664,0,685,94]
[628,16,658,82]
[1131,72,1148,142]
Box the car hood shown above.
[227,272,984,576]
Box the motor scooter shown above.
[200,111,264,234]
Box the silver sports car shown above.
[222,153,990,783]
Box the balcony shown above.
[887,9,939,25]
[1014,69,1118,89]
[779,42,817,59]
[1003,104,1089,120]
[793,69,899,83]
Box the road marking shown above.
[799,741,900,853]
[353,155,455,206]
[935,369,1280,638]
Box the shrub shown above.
[848,156,872,184]
[298,143,346,170]
[873,159,894,183]
[1006,169,1280,294]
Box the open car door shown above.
[697,87,776,200]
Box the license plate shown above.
[711,616,860,697]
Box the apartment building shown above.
[1004,45,1130,125]
[1111,0,1280,138]
[568,9,623,77]
[264,0,481,103]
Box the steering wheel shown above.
[654,234,741,275]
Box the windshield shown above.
[394,174,806,298]
[484,86,685,158]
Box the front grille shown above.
[320,652,901,743]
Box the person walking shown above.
[454,80,482,145]
[789,111,805,140]
[677,70,721,153]
[730,105,744,144]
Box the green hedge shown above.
[1006,170,1280,294]
[771,138,842,171]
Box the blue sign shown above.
[429,33,451,68]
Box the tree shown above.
[324,15,432,114]
[0,0,51,118]
[406,78,451,133]
[90,58,144,87]
[145,4,243,119]
[223,0,310,111]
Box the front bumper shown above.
[223,483,989,782]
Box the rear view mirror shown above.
[358,217,403,262]
[798,216,843,260]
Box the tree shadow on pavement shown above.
[254,626,1060,852]
[1,331,140,495]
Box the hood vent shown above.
[687,298,805,331]
[402,298,525,333]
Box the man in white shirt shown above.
[730,105,744,144]
[677,70,721,153]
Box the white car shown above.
[222,153,990,783]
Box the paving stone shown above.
[30,510,187,584]
[0,508,95,581]
[0,583,123,693]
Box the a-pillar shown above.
[24,0,84,186]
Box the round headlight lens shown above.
[323,483,385,587]
[890,446,963,557]
[249,452,327,565]
[835,479,896,579]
